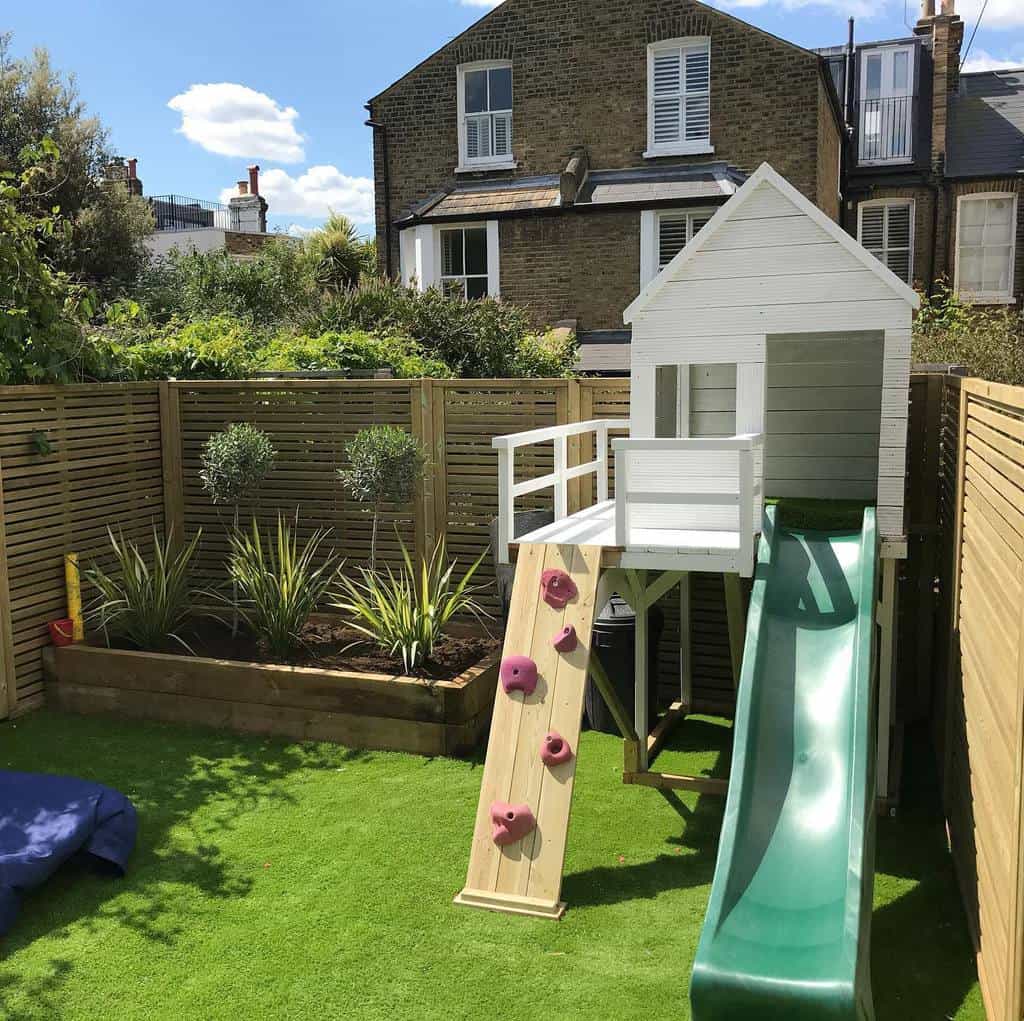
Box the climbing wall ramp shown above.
[455,543,603,920]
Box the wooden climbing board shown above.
[455,542,603,920]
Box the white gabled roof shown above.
[624,162,921,324]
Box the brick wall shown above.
[816,79,842,222]
[370,0,838,305]
[224,231,278,257]
[499,210,641,329]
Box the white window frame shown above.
[954,192,1018,305]
[857,44,915,166]
[857,198,915,286]
[645,37,714,159]
[401,221,500,298]
[456,61,515,173]
[639,207,717,288]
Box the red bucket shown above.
[48,618,76,647]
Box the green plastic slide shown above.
[691,507,879,1020]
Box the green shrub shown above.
[512,328,578,378]
[256,330,451,378]
[227,514,343,659]
[306,213,376,293]
[338,425,426,569]
[333,537,489,674]
[913,281,1024,384]
[108,315,261,380]
[199,423,276,511]
[85,528,201,653]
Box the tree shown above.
[307,213,376,293]
[0,33,152,295]
[338,426,425,570]
[0,139,98,382]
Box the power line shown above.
[961,0,991,70]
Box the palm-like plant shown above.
[85,528,201,653]
[333,536,490,674]
[226,514,344,659]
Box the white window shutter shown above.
[658,214,689,269]
[652,51,683,146]
[493,112,512,158]
[886,204,912,282]
[466,116,481,160]
[860,206,885,255]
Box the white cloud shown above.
[959,0,1024,29]
[222,165,375,226]
[961,48,1024,72]
[711,0,878,15]
[168,83,305,163]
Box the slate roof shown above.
[576,163,746,206]
[574,330,631,375]
[947,68,1024,178]
[396,175,561,224]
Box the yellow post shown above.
[65,552,83,641]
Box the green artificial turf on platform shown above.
[769,497,872,531]
[0,711,983,1021]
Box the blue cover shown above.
[0,771,137,935]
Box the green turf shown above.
[0,711,983,1020]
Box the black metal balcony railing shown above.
[857,96,915,164]
[148,195,231,232]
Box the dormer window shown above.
[645,38,713,159]
[457,61,514,172]
[858,45,914,165]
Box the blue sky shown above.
[6,0,1023,236]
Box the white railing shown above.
[492,419,629,563]
[613,433,764,568]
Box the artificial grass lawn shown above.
[1,711,983,1021]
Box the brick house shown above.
[366,0,1022,367]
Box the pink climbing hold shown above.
[490,802,536,846]
[551,624,578,653]
[540,731,573,767]
[541,568,577,609]
[500,655,538,697]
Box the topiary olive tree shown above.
[338,425,425,571]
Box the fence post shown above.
[431,381,448,543]
[159,382,185,546]
[0,458,16,719]
[411,380,437,562]
[942,377,970,809]
[566,379,582,514]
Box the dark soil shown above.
[104,617,499,682]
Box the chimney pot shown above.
[921,0,935,17]
[940,0,954,13]
[248,165,260,196]
[237,180,249,196]
[127,158,138,180]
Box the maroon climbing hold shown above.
[552,624,578,653]
[541,568,577,609]
[500,655,538,697]
[490,802,536,846]
[540,731,573,767]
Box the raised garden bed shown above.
[42,626,500,758]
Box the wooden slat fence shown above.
[936,376,1024,1021]
[0,384,165,714]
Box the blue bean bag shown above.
[0,771,137,935]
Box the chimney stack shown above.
[127,158,138,180]
[229,166,268,234]
[916,0,963,167]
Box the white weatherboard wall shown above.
[625,163,919,541]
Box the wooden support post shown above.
[566,379,583,514]
[877,556,898,804]
[431,382,448,544]
[724,573,747,688]
[158,382,185,546]
[680,573,692,709]
[0,458,16,719]
[632,569,649,769]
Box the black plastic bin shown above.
[585,594,664,735]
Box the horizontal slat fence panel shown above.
[937,376,1024,1021]
[174,382,419,591]
[0,385,165,713]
